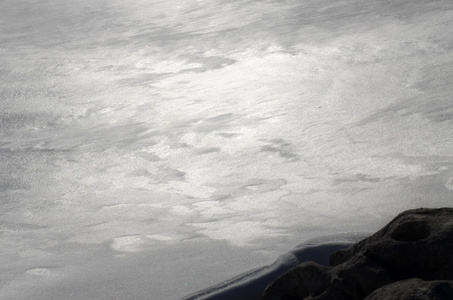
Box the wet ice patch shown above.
[193,200,234,219]
[0,176,31,192]
[146,234,172,242]
[191,218,287,247]
[26,267,52,276]
[170,205,193,215]
[153,60,203,74]
[446,177,453,190]
[110,235,144,252]
[0,112,56,129]
[110,234,175,252]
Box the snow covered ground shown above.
[0,0,452,299]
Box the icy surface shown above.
[0,0,452,299]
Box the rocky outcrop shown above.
[261,207,453,300]
[365,278,453,300]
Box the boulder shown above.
[261,262,331,300]
[330,207,453,280]
[364,278,453,300]
[261,207,453,300]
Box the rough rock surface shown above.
[364,278,453,300]
[261,207,453,300]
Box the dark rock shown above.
[364,278,453,300]
[330,207,453,280]
[262,207,453,300]
[329,253,393,300]
[262,262,331,300]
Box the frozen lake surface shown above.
[1,0,452,299]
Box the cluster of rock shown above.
[261,207,453,300]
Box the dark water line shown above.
[180,242,353,300]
